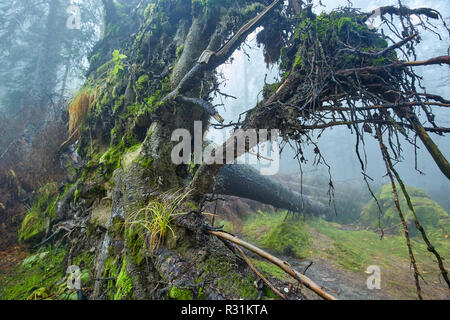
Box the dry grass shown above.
[127,189,191,253]
[68,88,98,135]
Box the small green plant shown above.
[127,190,191,252]
[112,49,127,75]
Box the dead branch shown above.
[59,125,81,151]
[209,230,338,300]
[365,6,440,20]
[177,96,224,123]
[234,245,286,300]
[336,55,450,76]
[376,126,423,300]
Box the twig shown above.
[336,55,450,76]
[302,261,313,275]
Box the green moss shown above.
[113,94,124,113]
[113,258,133,300]
[136,75,149,92]
[197,287,206,300]
[262,82,281,99]
[201,256,258,299]
[90,53,100,65]
[0,246,68,300]
[143,3,156,20]
[168,286,193,300]
[249,258,288,281]
[98,140,127,178]
[18,183,59,244]
[293,56,303,69]
[125,219,146,266]
[360,184,449,238]
[136,155,153,170]
[242,211,312,259]
[176,44,184,60]
[280,10,394,74]
[242,3,265,16]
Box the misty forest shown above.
[0,0,449,301]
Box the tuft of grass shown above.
[126,189,191,253]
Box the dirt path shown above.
[288,257,393,300]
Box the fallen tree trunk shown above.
[214,164,329,216]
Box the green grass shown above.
[307,217,449,274]
[241,211,313,259]
[234,210,448,293]
[249,258,289,281]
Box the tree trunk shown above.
[215,164,329,215]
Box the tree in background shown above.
[0,0,102,249]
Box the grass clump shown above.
[126,189,190,253]
[308,217,449,273]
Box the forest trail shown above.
[223,215,449,300]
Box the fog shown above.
[208,0,450,210]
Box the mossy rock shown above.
[360,184,449,237]
[18,183,59,244]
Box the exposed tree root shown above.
[376,126,423,300]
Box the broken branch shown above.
[209,230,338,300]
[177,96,224,123]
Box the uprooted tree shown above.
[13,0,449,300]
